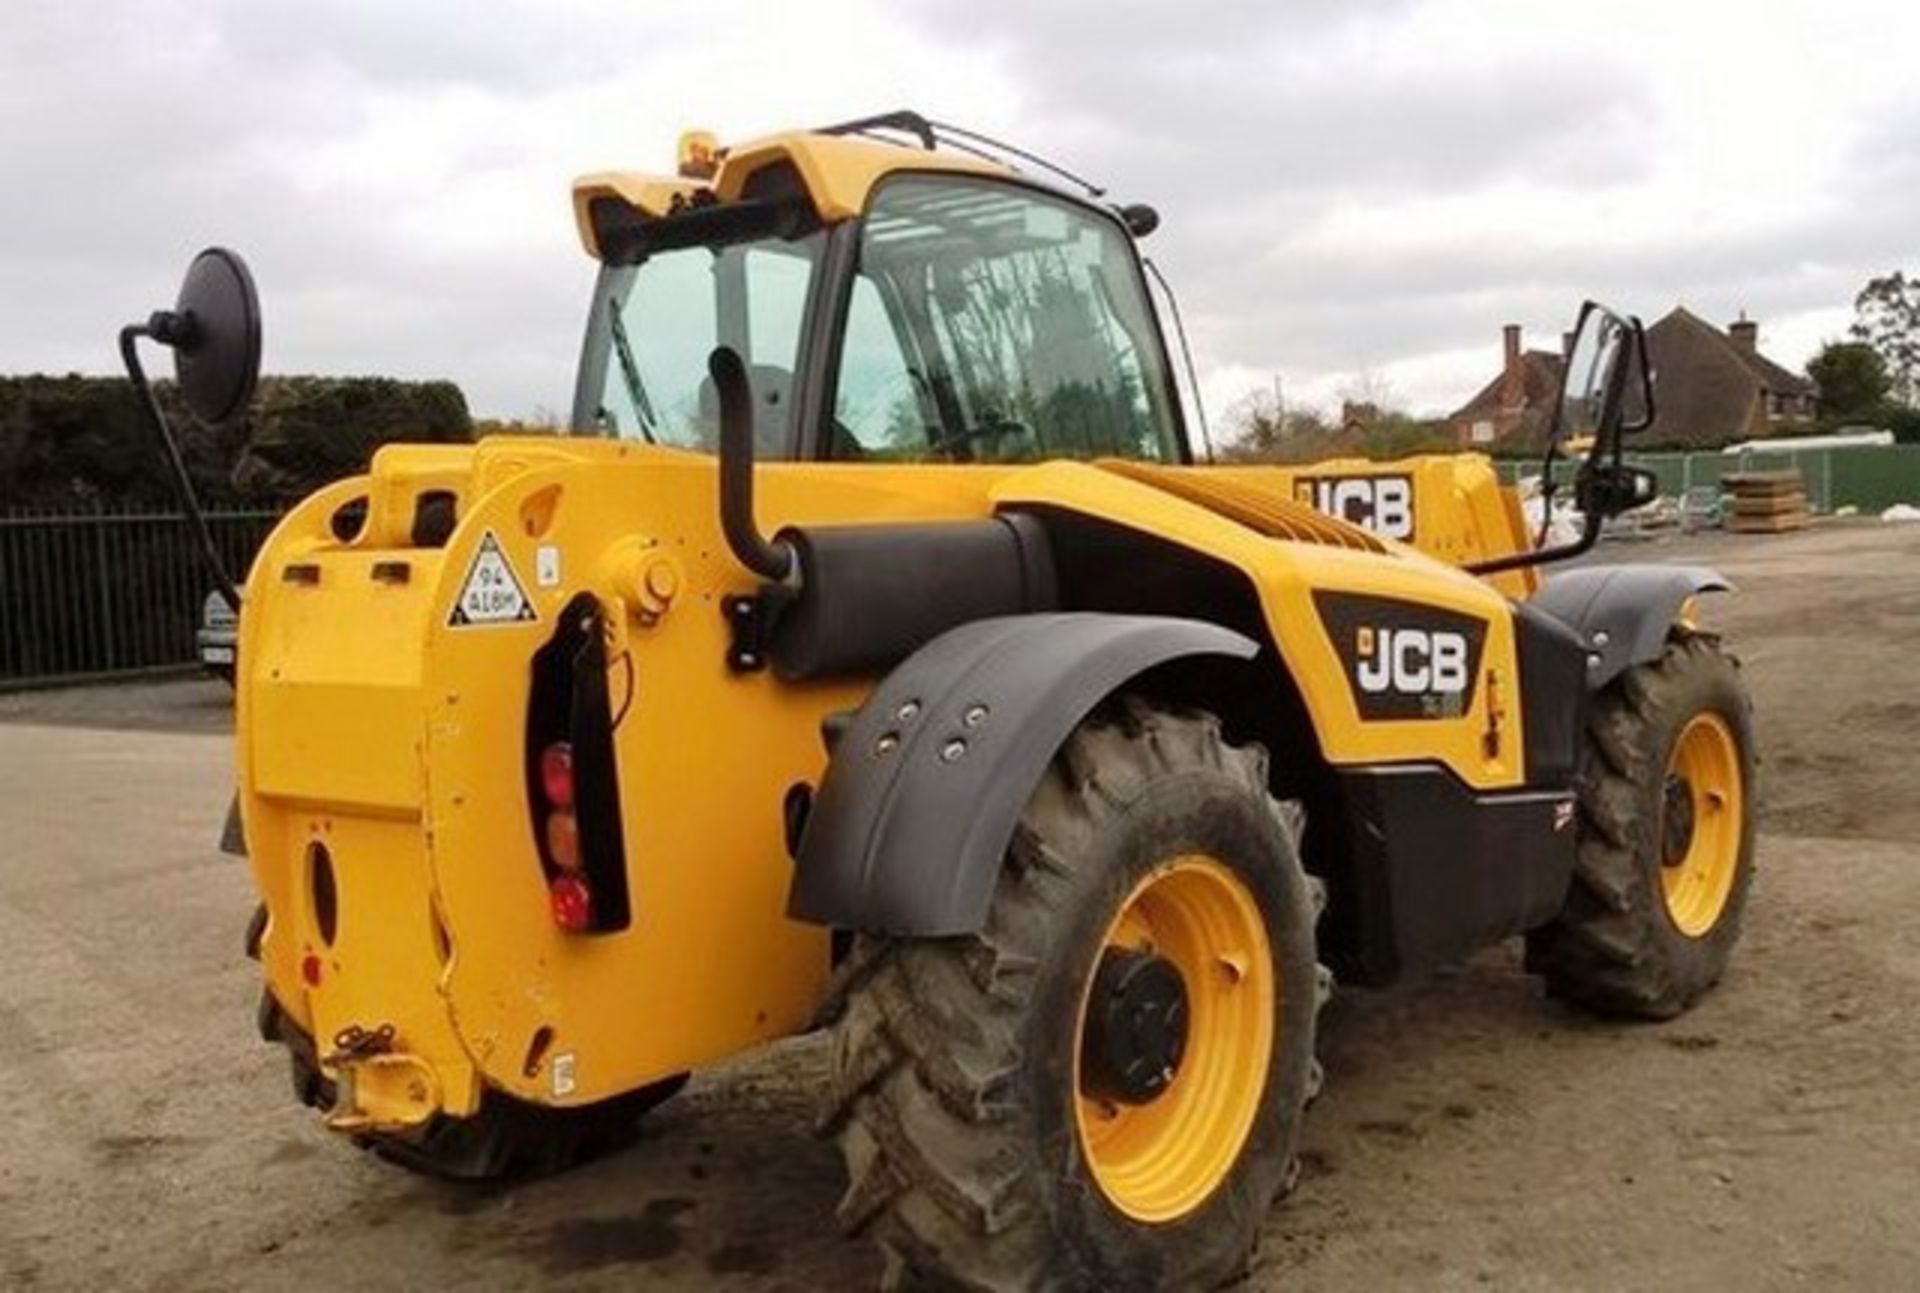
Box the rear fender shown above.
[788,613,1258,935]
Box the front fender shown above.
[788,613,1258,935]
[1530,564,1731,688]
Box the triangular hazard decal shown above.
[449,530,537,627]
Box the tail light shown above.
[544,803,582,872]
[540,742,575,809]
[549,873,593,932]
[526,594,632,935]
[536,739,588,920]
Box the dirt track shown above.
[2,521,1917,1290]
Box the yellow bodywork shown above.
[239,438,1545,1124]
[238,124,1559,1132]
[572,129,1013,258]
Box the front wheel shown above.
[822,700,1326,1291]
[1528,632,1757,1018]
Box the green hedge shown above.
[0,374,472,509]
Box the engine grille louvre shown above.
[1095,460,1389,554]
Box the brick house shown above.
[1448,311,1818,450]
[1639,309,1817,446]
[1447,324,1566,448]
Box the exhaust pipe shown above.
[708,345,795,583]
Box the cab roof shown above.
[572,129,1015,260]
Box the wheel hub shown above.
[1079,947,1189,1105]
[1662,774,1696,867]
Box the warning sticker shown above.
[449,530,537,627]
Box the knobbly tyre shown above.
[119,112,1756,1290]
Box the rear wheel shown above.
[1528,633,1756,1018]
[822,700,1325,1291]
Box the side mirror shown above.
[117,246,262,614]
[1467,299,1654,578]
[1548,301,1648,449]
[168,247,263,426]
[1576,462,1660,517]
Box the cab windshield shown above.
[834,177,1181,463]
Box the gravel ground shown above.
[1,520,1916,1291]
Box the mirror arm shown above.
[118,321,243,612]
[1464,487,1603,576]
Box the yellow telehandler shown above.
[122,111,1755,1289]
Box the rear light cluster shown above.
[536,741,593,932]
[526,593,633,935]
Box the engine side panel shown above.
[992,462,1534,793]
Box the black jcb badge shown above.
[1314,591,1487,720]
[1294,474,1415,540]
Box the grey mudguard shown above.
[789,613,1259,935]
[1530,564,1731,689]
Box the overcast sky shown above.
[6,0,1917,431]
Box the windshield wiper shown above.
[607,297,659,443]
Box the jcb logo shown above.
[1314,591,1487,721]
[1355,626,1471,696]
[1295,475,1415,540]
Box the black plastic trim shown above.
[1512,598,1589,786]
[1335,764,1576,985]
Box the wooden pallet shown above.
[1727,511,1810,533]
[1731,490,1808,518]
[1722,469,1804,494]
[1722,469,1811,533]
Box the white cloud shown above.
[2,0,1915,427]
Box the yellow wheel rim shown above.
[1659,712,1745,937]
[1072,855,1274,1223]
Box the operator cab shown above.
[569,126,1189,466]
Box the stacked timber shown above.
[1723,470,1810,533]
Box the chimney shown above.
[1500,324,1524,410]
[1729,314,1758,353]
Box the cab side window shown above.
[831,276,936,458]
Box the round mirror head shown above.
[172,247,261,426]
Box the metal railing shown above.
[0,507,281,689]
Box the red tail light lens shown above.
[550,873,592,932]
[545,810,581,872]
[539,742,575,809]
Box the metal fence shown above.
[0,508,281,689]
[1495,443,1920,513]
